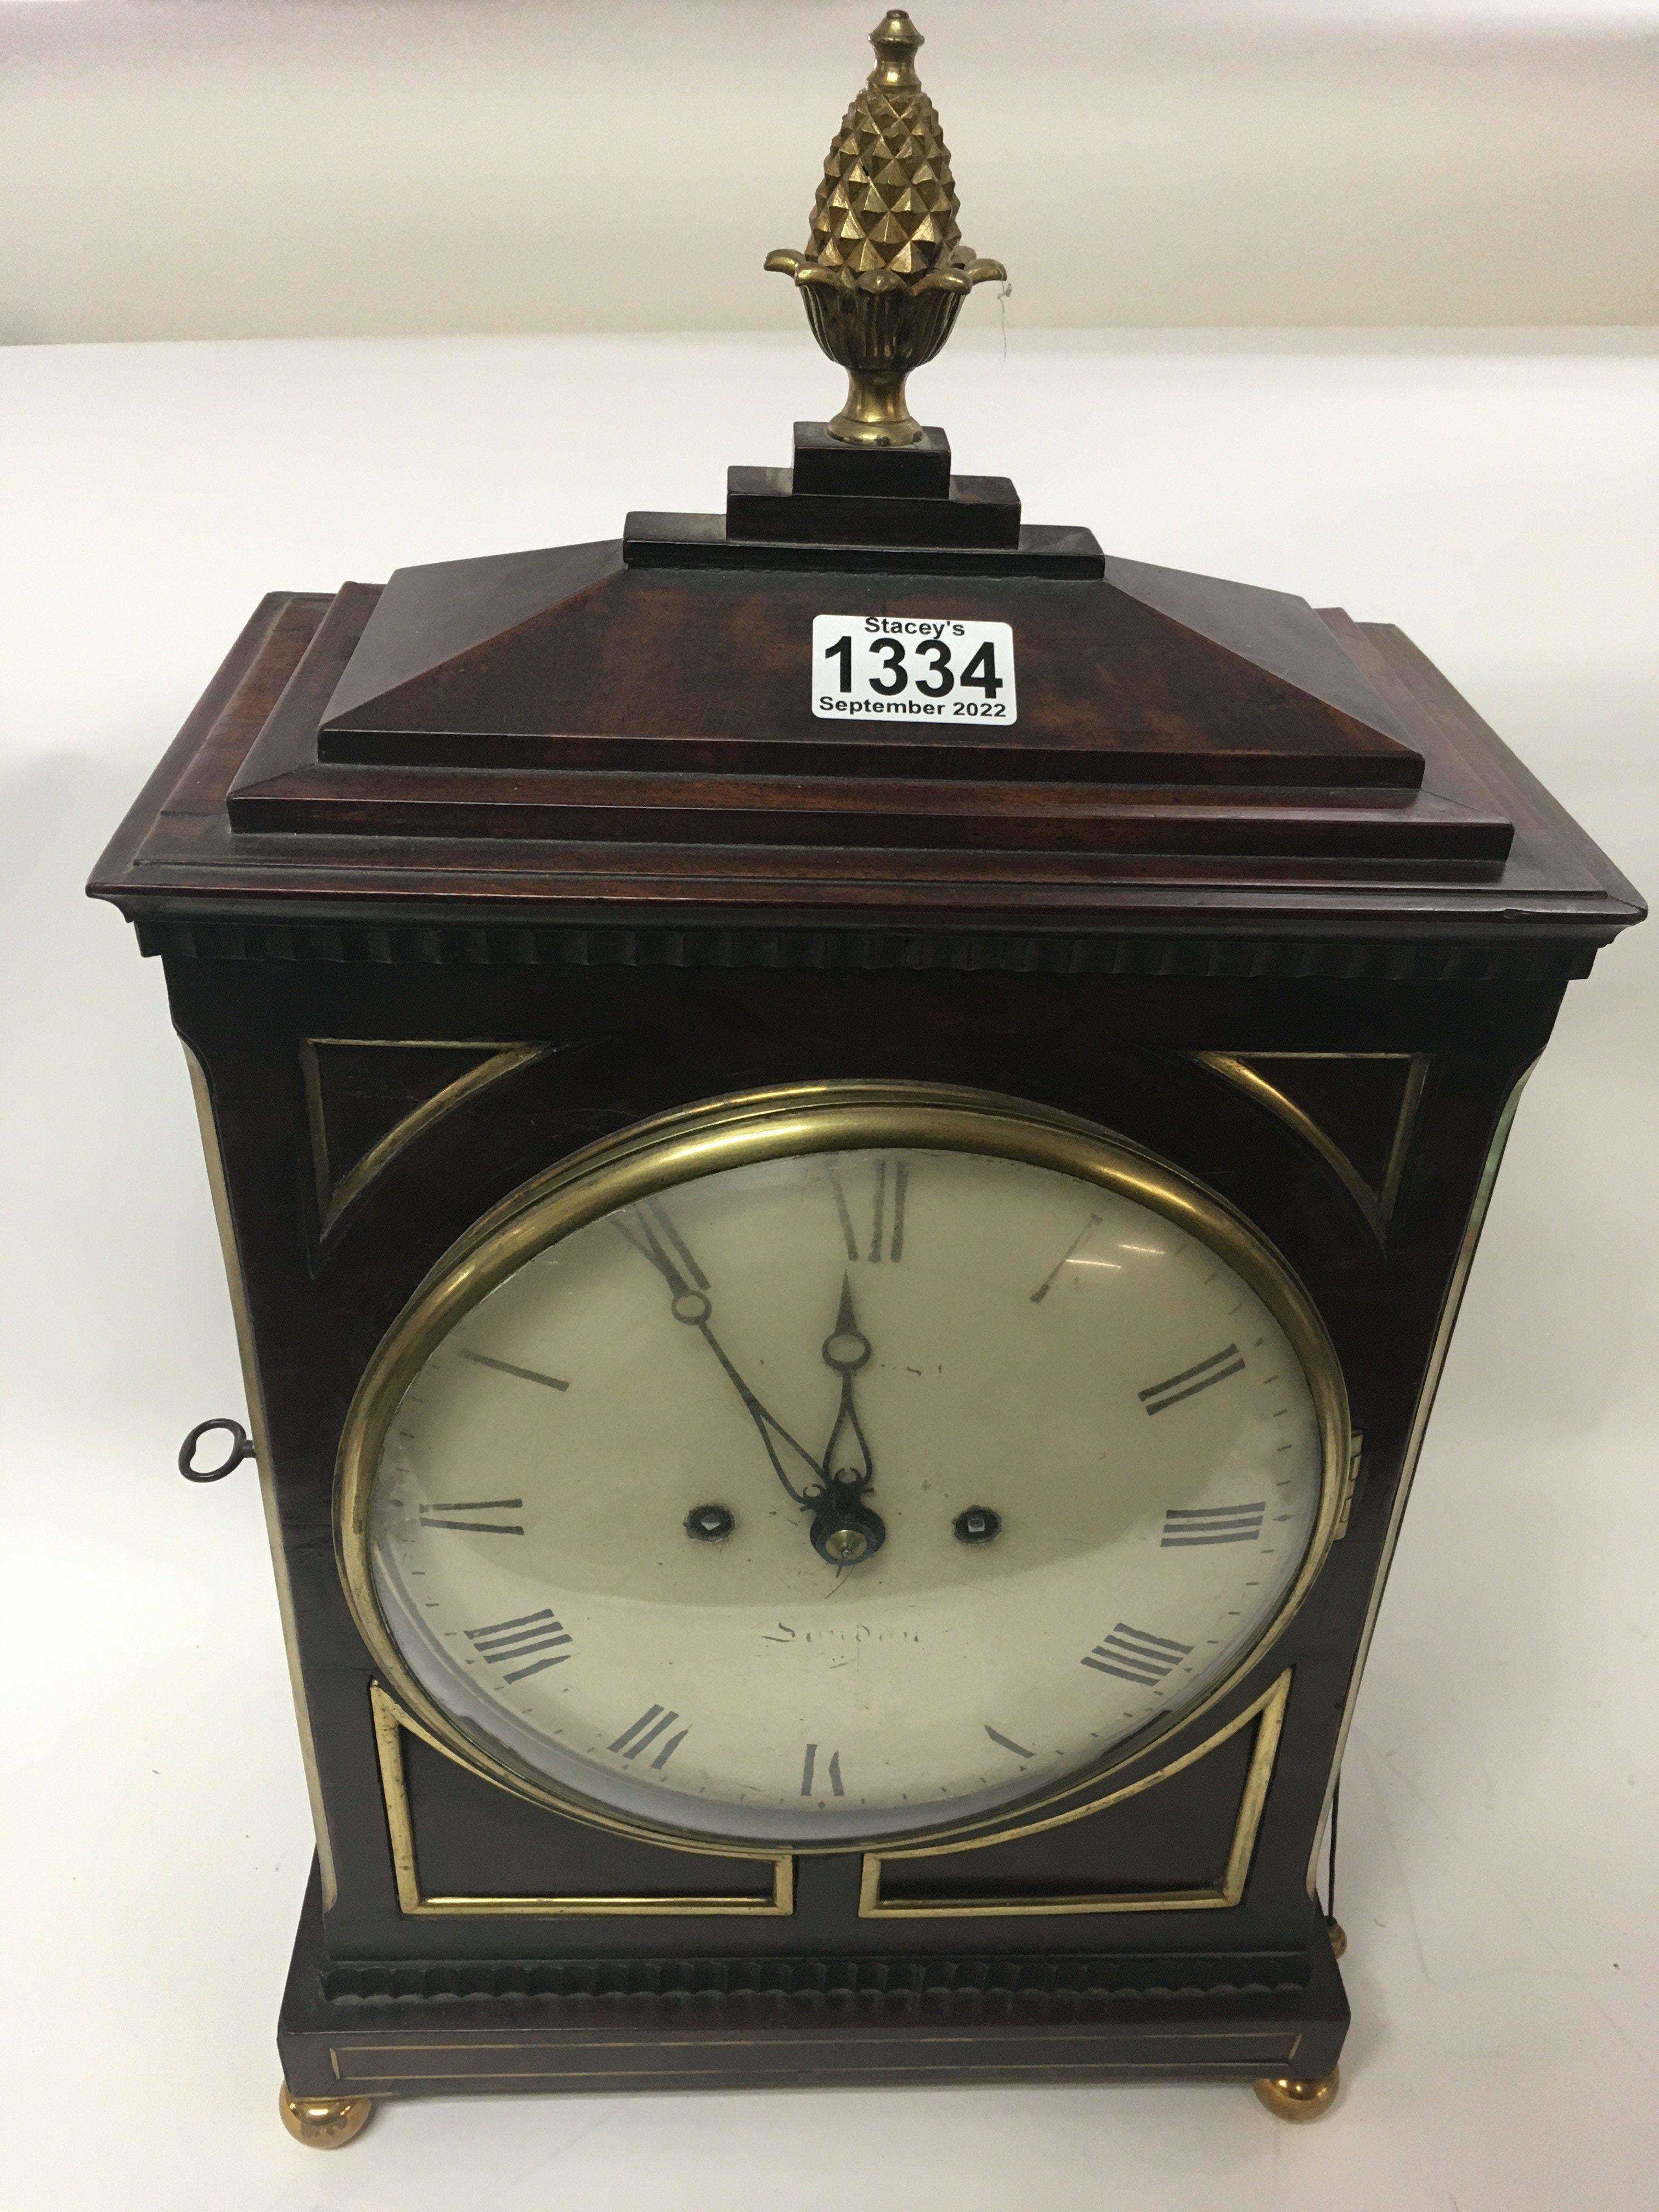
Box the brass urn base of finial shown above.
[828,369,922,447]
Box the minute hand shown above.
[617,1200,825,1508]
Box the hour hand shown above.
[808,1276,885,1567]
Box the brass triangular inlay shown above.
[301,1039,548,1237]
[1192,1052,1430,1242]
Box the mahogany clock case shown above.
[89,469,1642,2102]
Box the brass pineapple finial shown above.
[766,10,1006,447]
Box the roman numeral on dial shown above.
[870,1159,906,1262]
[465,1608,572,1683]
[608,1704,689,1768]
[1139,1345,1245,1416]
[1082,1623,1193,1686]
[1161,1501,1267,1547]
[801,1743,845,1797]
[830,1159,907,1262]
[984,1725,1035,1758]
[418,1498,524,1535]
[459,1350,568,1392]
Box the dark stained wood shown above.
[278,1858,1351,2097]
[402,1730,783,1901]
[724,465,1024,548]
[622,511,1105,577]
[221,586,1504,856]
[789,420,953,497]
[89,589,1645,960]
[228,765,1511,860]
[724,410,1020,546]
[278,1862,1350,2098]
[311,541,1425,786]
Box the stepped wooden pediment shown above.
[311,540,1426,794]
[91,437,1640,950]
[208,510,1521,868]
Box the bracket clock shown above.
[91,10,1643,2147]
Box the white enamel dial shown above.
[362,1130,1332,1847]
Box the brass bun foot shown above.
[1328,1917,1348,1958]
[1254,2067,1340,2122]
[279,2084,375,2148]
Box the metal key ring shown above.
[178,1417,255,1482]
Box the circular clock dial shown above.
[353,1099,1337,1849]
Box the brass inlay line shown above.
[185,1046,338,1909]
[1192,1052,1430,1244]
[302,1039,549,1237]
[370,1684,795,1917]
[335,1082,1350,1860]
[333,2051,1299,2086]
[336,2028,1298,2056]
[858,1671,1290,1918]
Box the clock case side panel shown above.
[180,1040,340,1911]
[158,948,1566,1985]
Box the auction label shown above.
[811,615,1017,724]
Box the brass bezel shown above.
[335,1080,1350,1860]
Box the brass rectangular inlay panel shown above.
[859,1671,1290,1918]
[371,1684,794,1917]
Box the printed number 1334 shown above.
[810,616,1018,725]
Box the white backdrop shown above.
[1,328,1656,2206]
[3,0,1657,342]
